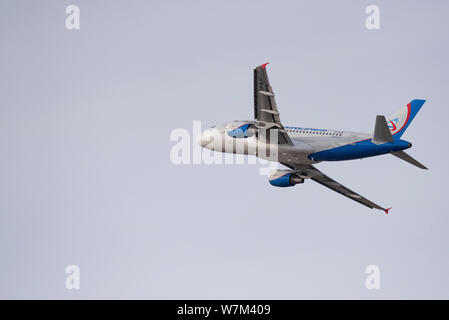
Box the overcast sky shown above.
[1,0,448,299]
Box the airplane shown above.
[197,63,427,214]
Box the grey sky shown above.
[0,0,448,299]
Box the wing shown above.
[254,63,292,145]
[282,163,391,214]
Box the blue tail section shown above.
[388,99,426,140]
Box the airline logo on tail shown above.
[388,118,398,131]
[388,102,412,136]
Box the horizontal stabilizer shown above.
[391,150,428,169]
[372,115,394,144]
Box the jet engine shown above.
[227,122,257,138]
[268,170,304,187]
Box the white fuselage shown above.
[197,121,372,166]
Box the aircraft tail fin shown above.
[388,99,426,140]
[391,150,428,170]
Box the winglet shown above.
[384,207,392,214]
[260,62,270,69]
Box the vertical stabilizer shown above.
[388,99,426,139]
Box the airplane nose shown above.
[196,130,213,148]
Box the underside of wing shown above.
[282,163,391,214]
[254,63,292,145]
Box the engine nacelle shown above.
[226,122,257,138]
[268,170,304,187]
